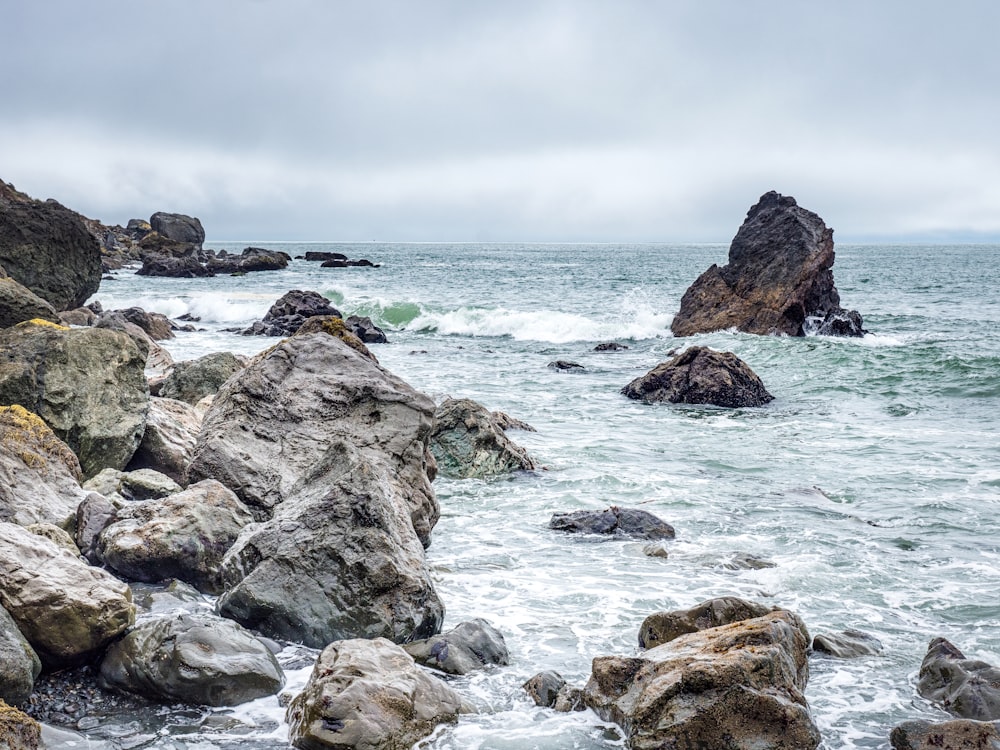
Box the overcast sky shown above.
[2,1,998,242]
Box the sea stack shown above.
[671,191,865,337]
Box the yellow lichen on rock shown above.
[0,699,41,748]
[294,316,377,362]
[14,318,69,331]
[0,404,83,480]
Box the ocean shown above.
[73,242,1000,749]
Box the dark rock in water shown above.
[638,597,774,649]
[321,257,379,268]
[594,341,629,351]
[890,718,1000,749]
[622,345,773,408]
[287,638,463,750]
[548,360,585,372]
[0,604,41,706]
[404,619,509,675]
[0,180,102,311]
[430,397,536,479]
[917,637,1000,720]
[722,552,777,570]
[149,212,205,248]
[810,309,867,337]
[98,613,283,707]
[304,251,348,262]
[204,246,289,274]
[549,506,675,541]
[345,314,388,343]
[524,671,567,708]
[242,289,342,336]
[0,277,60,328]
[136,253,214,278]
[671,191,865,338]
[158,351,246,405]
[583,610,820,750]
[811,629,884,658]
[0,700,40,748]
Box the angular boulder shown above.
[0,321,149,478]
[0,404,87,530]
[638,596,774,649]
[0,277,59,329]
[917,638,1000,720]
[286,638,464,750]
[0,521,134,667]
[83,467,181,502]
[0,180,101,311]
[113,307,175,340]
[293,315,377,361]
[0,604,41,706]
[622,346,773,408]
[97,479,254,594]
[99,613,283,707]
[345,314,389,343]
[583,610,820,750]
[149,212,205,248]
[403,619,509,675]
[429,397,536,479]
[890,718,1000,749]
[158,351,245,405]
[549,506,675,542]
[812,629,884,658]
[241,289,342,336]
[671,191,864,337]
[136,253,213,278]
[204,247,289,274]
[125,396,202,483]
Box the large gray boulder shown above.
[622,346,774,408]
[890,718,1000,749]
[583,610,820,750]
[0,321,149,478]
[638,596,775,649]
[0,180,102,311]
[158,352,245,405]
[671,191,864,338]
[403,618,509,675]
[429,397,535,479]
[286,638,464,750]
[125,396,202,483]
[149,212,205,248]
[0,604,40,707]
[917,638,1000,720]
[0,404,88,530]
[97,479,254,594]
[0,521,134,667]
[99,613,283,707]
[0,276,60,329]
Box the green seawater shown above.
[82,243,999,750]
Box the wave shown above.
[117,293,272,324]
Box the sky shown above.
[2,1,999,242]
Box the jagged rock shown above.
[158,351,245,405]
[97,479,254,594]
[126,396,202,483]
[890,718,1000,749]
[136,253,213,278]
[622,346,773,408]
[0,278,59,329]
[286,638,464,750]
[671,191,864,337]
[303,251,347,262]
[583,610,820,750]
[524,671,567,708]
[75,492,118,564]
[638,597,774,649]
[57,306,97,327]
[345,314,388,343]
[594,342,629,351]
[241,289,342,336]
[812,629,884,658]
[549,506,675,541]
[0,700,40,750]
[99,613,283,706]
[149,212,204,248]
[113,307,175,340]
[491,410,536,432]
[0,605,41,706]
[293,316,377,361]
[403,619,509,675]
[0,404,87,530]
[429,397,535,479]
[83,467,181,502]
[0,180,101,311]
[721,552,777,570]
[0,521,134,667]
[93,310,174,378]
[205,247,289,274]
[320,257,378,268]
[917,638,1000,720]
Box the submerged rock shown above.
[671,191,864,337]
[583,610,820,750]
[811,629,884,658]
[403,619,509,675]
[638,596,774,649]
[99,613,283,707]
[890,718,1000,749]
[429,397,536,479]
[622,346,773,408]
[286,638,464,750]
[549,506,675,541]
[917,637,1000,720]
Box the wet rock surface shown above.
[430,397,536,479]
[549,506,675,541]
[917,637,1000,720]
[890,718,1000,749]
[638,596,774,649]
[403,619,509,675]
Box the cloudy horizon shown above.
[3,1,998,243]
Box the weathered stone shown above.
[241,289,342,336]
[0,521,134,667]
[97,479,254,594]
[622,346,773,408]
[75,492,118,564]
[491,410,536,432]
[286,638,463,750]
[204,247,289,274]
[293,316,376,361]
[149,212,204,247]
[136,254,213,278]
[917,638,1000,720]
[0,699,40,750]
[890,718,1000,749]
[0,605,40,707]
[0,278,59,329]
[0,321,149,477]
[57,306,96,327]
[583,610,820,750]
[25,522,79,556]
[158,352,245,406]
[549,506,675,542]
[83,467,181,502]
[672,191,864,338]
[594,342,629,351]
[93,309,174,378]
[430,397,535,479]
[812,629,884,658]
[403,619,509,675]
[638,597,774,649]
[0,404,87,530]
[303,251,347,262]
[126,396,202,483]
[0,180,101,311]
[345,314,388,343]
[114,307,175,340]
[99,613,283,707]
[523,671,567,708]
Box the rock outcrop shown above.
[429,397,536,479]
[549,506,675,541]
[637,596,774,649]
[0,604,41,706]
[0,276,59,329]
[99,613,283,707]
[403,619,510,675]
[240,289,342,336]
[292,316,377,361]
[125,396,202,483]
[917,638,1000,720]
[583,609,820,750]
[811,629,884,658]
[0,180,102,311]
[671,191,864,338]
[0,321,149,478]
[204,247,289,274]
[890,718,1000,749]
[286,638,464,750]
[149,212,205,248]
[622,346,773,408]
[158,351,245,405]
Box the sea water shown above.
[74,242,1000,750]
